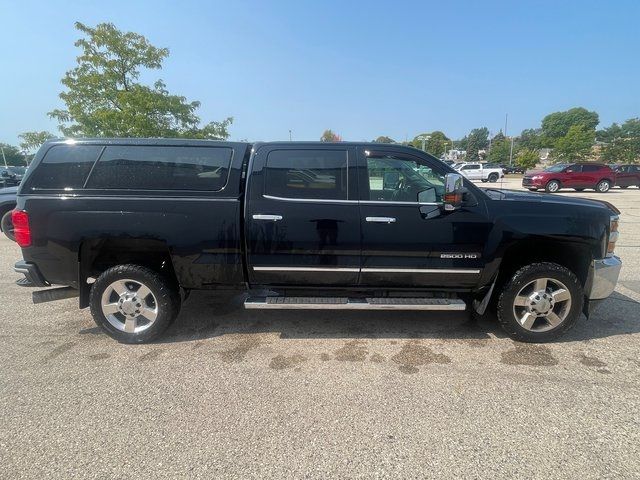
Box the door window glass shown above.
[264,149,348,200]
[582,164,600,172]
[461,164,480,170]
[366,155,444,203]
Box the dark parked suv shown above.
[522,163,615,193]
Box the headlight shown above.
[607,215,619,255]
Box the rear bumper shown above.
[14,260,50,287]
[586,256,622,300]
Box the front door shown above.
[357,148,491,288]
[245,145,361,286]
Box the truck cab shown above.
[12,139,622,344]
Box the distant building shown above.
[445,149,466,161]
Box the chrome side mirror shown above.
[443,173,464,211]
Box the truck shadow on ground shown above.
[152,290,640,345]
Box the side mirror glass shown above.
[444,173,464,211]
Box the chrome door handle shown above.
[252,214,283,221]
[366,216,396,223]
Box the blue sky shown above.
[1,0,639,145]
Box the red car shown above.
[522,163,615,193]
[613,164,640,188]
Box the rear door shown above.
[245,144,361,286]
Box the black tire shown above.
[545,180,561,193]
[89,264,180,344]
[481,179,488,183]
[574,188,585,191]
[1,209,15,241]
[488,173,499,183]
[596,179,611,193]
[497,262,583,343]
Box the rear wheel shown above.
[488,173,499,183]
[497,262,583,343]
[1,209,15,241]
[89,264,180,344]
[596,179,611,193]
[545,180,560,193]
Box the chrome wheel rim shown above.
[512,277,572,332]
[100,279,158,334]
[548,182,559,192]
[598,181,610,192]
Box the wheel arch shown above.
[78,238,178,308]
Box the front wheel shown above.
[596,180,611,193]
[497,262,583,343]
[1,210,15,241]
[545,180,561,193]
[89,264,181,343]
[488,173,499,183]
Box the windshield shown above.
[8,166,26,175]
[544,164,568,173]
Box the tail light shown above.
[607,215,619,255]
[12,210,31,247]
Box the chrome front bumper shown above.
[586,256,622,300]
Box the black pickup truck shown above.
[12,139,622,343]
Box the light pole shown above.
[509,136,515,165]
[417,135,431,152]
[289,130,292,141]
[1,147,7,168]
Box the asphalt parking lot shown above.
[1,176,639,479]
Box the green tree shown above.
[487,135,512,164]
[553,125,595,162]
[48,22,232,139]
[541,107,599,145]
[464,127,489,162]
[515,149,539,170]
[597,118,640,163]
[411,131,451,157]
[320,129,342,142]
[373,136,395,143]
[0,144,26,166]
[18,131,56,154]
[518,128,544,150]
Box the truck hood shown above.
[485,188,619,214]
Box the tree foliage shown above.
[373,136,395,143]
[553,125,595,161]
[410,131,451,157]
[19,131,56,153]
[518,128,544,150]
[320,129,342,142]
[597,118,640,163]
[463,127,489,162]
[515,149,539,170]
[0,144,26,166]
[48,22,232,139]
[487,134,512,164]
[541,107,599,144]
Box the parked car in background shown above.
[522,163,616,193]
[0,186,18,241]
[497,164,525,175]
[612,164,640,188]
[1,168,21,188]
[456,162,504,182]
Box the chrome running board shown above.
[244,296,466,311]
